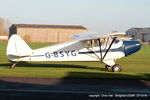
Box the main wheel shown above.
[105,65,112,71]
[112,64,122,72]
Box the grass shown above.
[0,42,150,80]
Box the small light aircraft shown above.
[7,32,141,72]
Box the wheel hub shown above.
[112,64,122,72]
[114,66,119,72]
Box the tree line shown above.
[0,17,11,34]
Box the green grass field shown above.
[0,42,150,80]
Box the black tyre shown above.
[112,64,122,72]
[105,65,112,71]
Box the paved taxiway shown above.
[0,77,150,100]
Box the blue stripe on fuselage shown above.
[29,55,45,57]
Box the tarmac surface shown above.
[0,77,150,100]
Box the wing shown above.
[71,31,125,41]
[71,31,106,41]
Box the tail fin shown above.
[7,34,32,57]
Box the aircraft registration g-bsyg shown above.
[7,32,141,72]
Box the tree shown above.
[0,17,5,34]
[4,19,12,34]
[0,17,12,34]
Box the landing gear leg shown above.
[10,62,18,69]
[112,64,122,72]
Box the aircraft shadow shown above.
[0,62,107,71]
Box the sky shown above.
[0,0,150,33]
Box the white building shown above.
[126,28,150,43]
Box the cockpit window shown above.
[93,40,99,47]
[83,37,119,48]
[83,40,91,48]
[83,39,99,48]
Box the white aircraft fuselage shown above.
[7,34,141,72]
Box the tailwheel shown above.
[10,62,18,69]
[112,64,122,72]
[105,65,112,71]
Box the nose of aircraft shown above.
[123,40,141,56]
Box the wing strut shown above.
[102,37,117,61]
[98,39,103,61]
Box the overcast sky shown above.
[0,0,150,33]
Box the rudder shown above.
[7,34,32,57]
